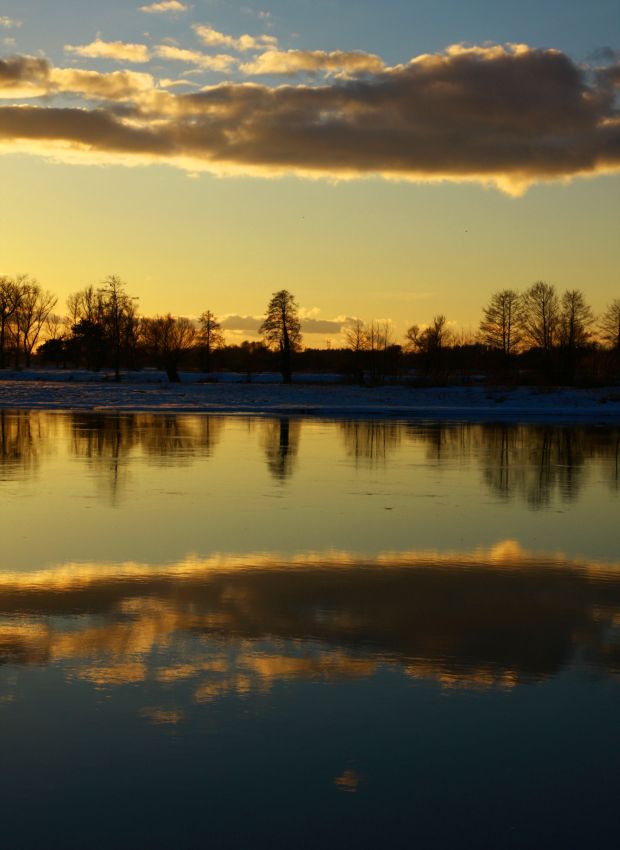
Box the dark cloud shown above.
[301,317,351,334]
[0,55,49,90]
[219,315,262,332]
[1,44,619,192]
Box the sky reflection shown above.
[2,412,620,848]
[2,544,620,713]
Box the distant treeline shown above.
[1,275,619,385]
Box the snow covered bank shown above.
[1,373,620,421]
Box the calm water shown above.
[1,411,619,849]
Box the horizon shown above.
[1,0,618,344]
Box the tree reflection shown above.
[339,420,401,466]
[70,412,224,500]
[1,411,619,509]
[138,414,223,465]
[402,422,620,509]
[261,417,300,481]
[71,413,139,503]
[0,410,54,479]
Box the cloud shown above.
[240,49,385,76]
[65,38,151,64]
[302,317,353,334]
[50,68,156,102]
[597,61,620,88]
[1,44,620,193]
[0,56,157,103]
[219,314,262,332]
[218,312,351,335]
[154,44,236,71]
[159,77,199,88]
[0,17,22,29]
[140,1,189,12]
[193,23,277,52]
[0,55,49,98]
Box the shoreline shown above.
[1,377,620,422]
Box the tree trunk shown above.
[281,344,292,383]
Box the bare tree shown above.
[558,290,594,350]
[98,275,137,381]
[345,319,366,353]
[414,315,451,355]
[259,290,302,383]
[521,281,559,352]
[404,324,421,352]
[67,285,105,327]
[13,278,57,367]
[479,289,523,355]
[345,318,367,383]
[365,320,395,382]
[600,299,620,351]
[0,276,22,369]
[198,310,225,373]
[140,314,196,382]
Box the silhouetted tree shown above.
[364,320,395,383]
[140,314,196,382]
[558,290,594,350]
[522,281,559,353]
[67,285,105,328]
[0,276,22,369]
[479,289,523,355]
[259,289,302,383]
[345,319,367,383]
[13,278,57,367]
[600,299,620,351]
[70,319,106,371]
[558,289,595,382]
[198,310,225,373]
[98,275,137,381]
[406,315,451,357]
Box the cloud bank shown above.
[1,43,619,193]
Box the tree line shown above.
[0,274,619,384]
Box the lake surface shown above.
[1,411,619,848]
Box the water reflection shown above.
[0,409,55,479]
[70,413,224,500]
[2,412,620,848]
[261,417,300,481]
[72,412,223,465]
[2,543,620,713]
[1,411,618,508]
[340,419,402,466]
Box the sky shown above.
[0,0,619,343]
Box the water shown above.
[1,411,619,848]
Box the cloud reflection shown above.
[1,543,620,722]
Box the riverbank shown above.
[1,373,620,421]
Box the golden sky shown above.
[1,2,619,341]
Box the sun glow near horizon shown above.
[0,1,618,337]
